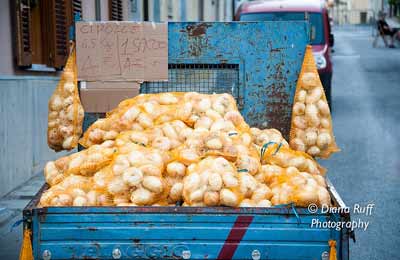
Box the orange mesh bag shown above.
[106,92,185,117]
[39,174,92,207]
[39,186,68,207]
[163,160,187,204]
[236,149,261,177]
[66,141,117,176]
[170,131,234,166]
[80,92,246,148]
[262,166,331,207]
[250,127,289,148]
[289,45,339,158]
[107,143,169,206]
[173,129,255,165]
[179,92,248,131]
[201,131,239,161]
[47,45,84,151]
[237,171,273,208]
[43,141,117,187]
[259,142,326,176]
[79,94,184,148]
[113,120,192,152]
[182,156,244,207]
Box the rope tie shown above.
[260,141,283,158]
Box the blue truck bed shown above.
[23,179,352,259]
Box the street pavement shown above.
[0,174,43,259]
[0,26,399,259]
[322,26,400,259]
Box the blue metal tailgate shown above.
[24,181,350,260]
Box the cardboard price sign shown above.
[76,22,168,81]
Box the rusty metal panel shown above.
[141,22,309,138]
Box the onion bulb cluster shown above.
[290,47,339,158]
[47,49,84,151]
[41,92,332,209]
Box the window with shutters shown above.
[109,0,124,21]
[12,0,83,70]
[14,0,32,67]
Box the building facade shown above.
[331,0,383,25]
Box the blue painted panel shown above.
[33,208,340,260]
[141,22,309,138]
[29,205,346,259]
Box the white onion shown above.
[142,176,163,194]
[166,162,186,177]
[293,102,305,115]
[317,133,332,149]
[304,130,317,146]
[293,116,307,129]
[50,95,63,111]
[137,113,153,128]
[290,138,306,152]
[122,167,143,187]
[320,118,330,129]
[317,100,330,116]
[220,189,238,207]
[159,93,178,104]
[169,183,184,202]
[205,138,223,150]
[73,196,88,206]
[307,146,321,156]
[208,172,223,191]
[306,87,323,104]
[256,199,272,207]
[301,72,318,89]
[297,90,307,103]
[63,82,75,93]
[122,106,140,122]
[130,188,153,205]
[222,174,238,188]
[204,191,220,206]
[198,98,212,112]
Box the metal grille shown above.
[141,64,240,100]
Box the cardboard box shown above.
[80,81,140,113]
[76,21,168,82]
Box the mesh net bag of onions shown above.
[47,46,84,151]
[41,92,333,209]
[79,92,248,148]
[290,46,340,158]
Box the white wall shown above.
[203,0,217,21]
[0,77,72,197]
[185,0,200,21]
[82,0,96,20]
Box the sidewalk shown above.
[0,173,44,259]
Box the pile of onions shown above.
[41,92,332,209]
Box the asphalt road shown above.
[321,26,400,259]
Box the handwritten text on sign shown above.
[76,22,168,81]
